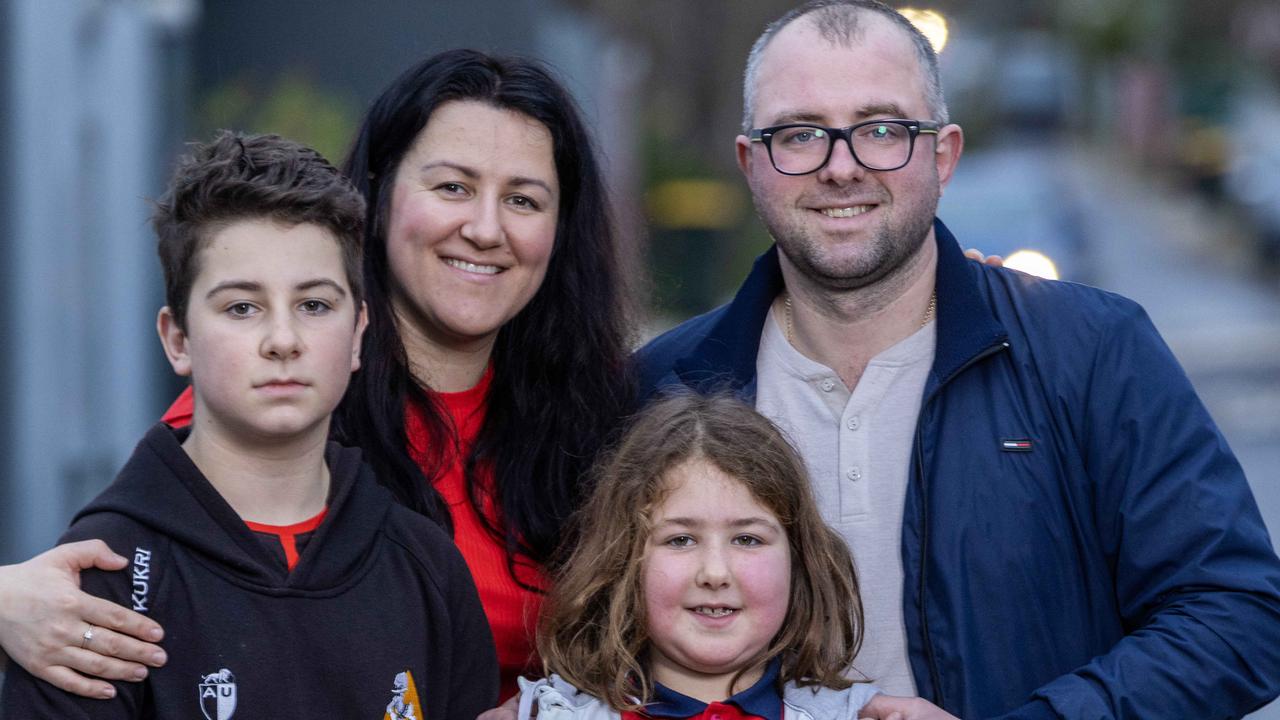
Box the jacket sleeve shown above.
[995,301,1280,719]
[0,514,158,719]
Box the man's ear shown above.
[350,301,369,373]
[736,134,755,178]
[157,307,193,377]
[934,123,964,191]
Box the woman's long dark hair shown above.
[333,49,635,575]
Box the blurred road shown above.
[947,139,1280,718]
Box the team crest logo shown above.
[383,670,423,720]
[198,668,237,720]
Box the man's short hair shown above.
[742,0,949,132]
[153,130,366,329]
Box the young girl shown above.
[517,392,957,719]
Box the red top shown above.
[404,367,545,701]
[163,375,545,700]
[160,389,195,427]
[245,507,329,571]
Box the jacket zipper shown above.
[914,340,1010,708]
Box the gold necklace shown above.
[784,290,937,344]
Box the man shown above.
[637,1,1280,717]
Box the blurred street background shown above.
[2,1,1279,714]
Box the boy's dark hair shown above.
[153,130,366,329]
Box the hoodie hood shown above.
[75,422,394,591]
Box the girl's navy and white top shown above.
[516,667,879,720]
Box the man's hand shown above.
[859,693,960,720]
[964,248,1004,267]
[476,693,521,720]
[0,540,167,699]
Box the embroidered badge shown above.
[1001,438,1034,452]
[384,670,423,720]
[198,668,237,720]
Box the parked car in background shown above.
[938,143,1091,284]
[1224,81,1280,269]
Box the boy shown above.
[0,131,497,718]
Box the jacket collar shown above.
[926,219,1008,394]
[672,219,1006,398]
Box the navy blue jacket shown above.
[636,220,1280,719]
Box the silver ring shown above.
[80,625,95,650]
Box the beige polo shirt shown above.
[755,304,935,696]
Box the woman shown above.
[333,49,633,697]
[0,49,633,704]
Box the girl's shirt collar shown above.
[627,658,782,720]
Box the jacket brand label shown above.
[131,547,152,612]
[1001,438,1034,452]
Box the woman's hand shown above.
[859,693,961,720]
[0,540,167,699]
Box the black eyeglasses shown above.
[748,119,940,175]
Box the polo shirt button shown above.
[820,378,835,392]
[847,415,860,430]
[847,467,861,481]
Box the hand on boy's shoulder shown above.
[858,693,960,720]
[0,538,167,703]
[60,513,165,612]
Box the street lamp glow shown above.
[1005,250,1060,280]
[899,8,949,53]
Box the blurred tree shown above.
[197,72,359,163]
[562,0,799,316]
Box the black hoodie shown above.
[1,423,498,719]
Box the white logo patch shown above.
[198,667,237,720]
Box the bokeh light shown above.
[1004,250,1060,280]
[899,8,949,53]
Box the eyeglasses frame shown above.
[748,118,942,175]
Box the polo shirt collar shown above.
[641,658,782,720]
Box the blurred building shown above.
[0,0,639,563]
[1,0,195,563]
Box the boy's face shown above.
[157,219,367,446]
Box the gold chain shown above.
[784,290,936,345]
